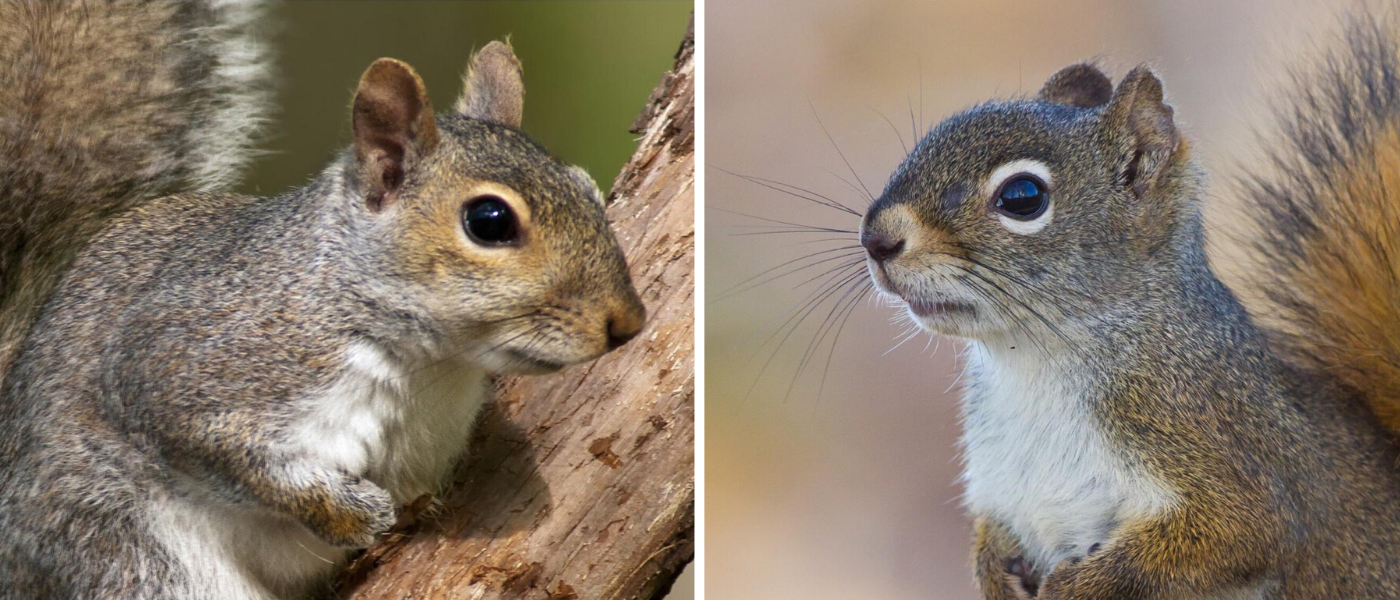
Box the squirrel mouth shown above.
[906,298,975,318]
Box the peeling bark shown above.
[334,18,695,600]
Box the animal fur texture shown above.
[862,11,1400,600]
[0,3,645,598]
[0,0,272,380]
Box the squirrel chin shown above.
[473,347,573,376]
[904,302,984,339]
[872,274,982,337]
[906,298,976,319]
[503,350,567,375]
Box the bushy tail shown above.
[1242,12,1400,431]
[0,0,270,375]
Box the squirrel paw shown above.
[981,557,1040,600]
[1005,557,1041,598]
[305,476,398,549]
[1038,548,1109,600]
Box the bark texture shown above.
[334,19,695,600]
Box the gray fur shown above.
[0,7,643,598]
[0,0,272,381]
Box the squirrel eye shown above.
[462,196,520,246]
[994,176,1049,220]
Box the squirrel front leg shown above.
[974,516,1039,600]
[1038,497,1276,600]
[242,458,398,548]
[159,421,397,548]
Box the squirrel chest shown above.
[295,342,489,502]
[959,342,1177,569]
[149,342,489,596]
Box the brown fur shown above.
[865,11,1400,599]
[1245,15,1400,431]
[454,40,526,128]
[974,517,1036,600]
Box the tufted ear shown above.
[1038,63,1113,108]
[1102,66,1180,198]
[352,58,439,212]
[454,40,525,128]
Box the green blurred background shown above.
[234,2,693,597]
[239,1,692,196]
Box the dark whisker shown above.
[742,265,871,401]
[952,251,1116,332]
[749,262,869,360]
[731,228,859,237]
[713,207,858,234]
[813,282,873,406]
[908,94,918,148]
[788,274,870,403]
[960,267,1082,360]
[870,106,909,155]
[791,236,865,246]
[476,323,551,359]
[955,269,1052,356]
[821,167,874,205]
[711,165,862,216]
[713,246,864,302]
[790,257,868,289]
[808,99,875,202]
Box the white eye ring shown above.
[986,159,1054,234]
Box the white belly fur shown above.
[960,341,1176,570]
[151,341,489,597]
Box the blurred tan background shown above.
[706,0,1351,598]
[234,3,694,597]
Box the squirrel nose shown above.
[861,232,905,262]
[605,300,646,350]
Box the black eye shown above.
[994,176,1049,220]
[462,196,520,245]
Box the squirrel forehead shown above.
[429,116,601,216]
[917,102,1087,167]
[882,100,1093,200]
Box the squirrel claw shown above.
[1005,556,1042,598]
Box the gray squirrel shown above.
[0,1,645,598]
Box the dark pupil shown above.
[998,177,1045,219]
[464,198,518,244]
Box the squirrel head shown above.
[344,42,644,374]
[861,63,1203,342]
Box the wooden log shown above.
[334,17,695,600]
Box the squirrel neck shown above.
[235,158,452,364]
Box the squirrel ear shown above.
[352,58,439,212]
[1102,66,1180,198]
[454,41,525,128]
[1038,63,1112,108]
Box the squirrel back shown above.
[1243,12,1400,433]
[0,0,269,378]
